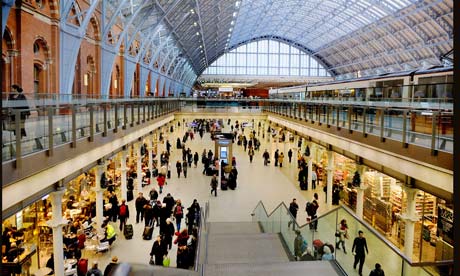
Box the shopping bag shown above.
[163,256,170,267]
[149,256,155,265]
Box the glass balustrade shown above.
[252,201,452,276]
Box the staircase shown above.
[202,222,342,276]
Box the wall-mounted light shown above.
[114,79,118,89]
[145,84,149,91]
[84,73,89,86]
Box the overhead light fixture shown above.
[235,1,240,7]
[199,45,202,48]
[229,28,233,32]
[228,34,231,37]
[196,32,200,35]
[233,12,237,17]
[190,9,195,14]
[230,20,234,25]
[193,22,197,26]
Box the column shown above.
[119,149,128,200]
[47,189,67,276]
[307,157,313,190]
[355,164,366,219]
[93,161,106,227]
[401,185,418,264]
[283,131,289,154]
[326,150,334,207]
[136,142,143,191]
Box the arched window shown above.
[34,64,43,93]
[33,42,40,55]
[202,39,331,77]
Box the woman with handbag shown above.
[336,219,349,254]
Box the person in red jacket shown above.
[174,229,189,247]
[157,174,166,194]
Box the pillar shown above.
[401,186,418,263]
[47,189,67,276]
[136,142,143,191]
[307,157,313,190]
[119,149,128,200]
[93,161,106,227]
[326,150,334,207]
[355,164,366,219]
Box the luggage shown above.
[143,226,154,240]
[77,258,88,276]
[221,179,228,190]
[152,168,158,177]
[127,190,134,202]
[167,170,171,179]
[124,224,133,239]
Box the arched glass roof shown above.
[202,39,331,77]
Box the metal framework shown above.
[4,0,453,94]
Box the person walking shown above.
[352,230,369,276]
[118,199,129,232]
[336,219,349,254]
[157,174,166,194]
[103,256,119,276]
[287,198,299,230]
[182,160,188,178]
[210,175,218,197]
[193,152,199,168]
[176,161,182,178]
[288,149,293,163]
[294,230,305,261]
[369,263,385,276]
[248,148,255,163]
[262,150,270,166]
[135,193,148,224]
[308,193,319,231]
[160,218,175,250]
[173,200,184,231]
[86,261,103,276]
[150,235,167,266]
[278,152,285,168]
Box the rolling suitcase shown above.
[124,224,133,239]
[167,170,171,179]
[127,190,134,201]
[221,179,228,190]
[143,226,154,240]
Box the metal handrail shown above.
[252,200,454,267]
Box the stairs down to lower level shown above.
[203,222,342,276]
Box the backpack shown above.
[306,202,313,216]
[119,204,127,217]
[175,205,183,216]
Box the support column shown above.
[119,148,128,201]
[93,161,106,227]
[283,131,289,154]
[355,164,366,219]
[307,157,313,190]
[401,185,418,263]
[326,150,334,207]
[136,142,143,191]
[47,189,67,276]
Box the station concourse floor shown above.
[50,121,371,275]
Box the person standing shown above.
[160,218,175,250]
[173,200,184,231]
[86,261,103,276]
[135,193,148,224]
[294,230,305,261]
[156,174,166,194]
[176,161,182,178]
[311,168,317,190]
[193,152,199,168]
[336,219,349,254]
[287,198,299,230]
[118,199,129,232]
[309,193,319,231]
[369,263,385,276]
[274,149,279,167]
[210,175,218,197]
[352,230,369,276]
[278,152,285,168]
[8,84,30,138]
[248,148,255,163]
[288,149,293,163]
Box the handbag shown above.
[163,256,170,267]
[149,256,155,265]
[335,231,340,237]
